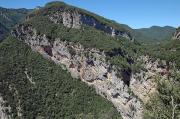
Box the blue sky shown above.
[0,0,179,29]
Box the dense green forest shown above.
[142,38,180,118]
[0,37,121,119]
[0,7,30,28]
[144,77,180,118]
[0,7,30,40]
[0,1,180,119]
[144,63,180,118]
[140,39,180,118]
[29,1,129,33]
[25,1,148,75]
[134,26,175,42]
[1,2,141,118]
[142,40,180,69]
[0,23,8,40]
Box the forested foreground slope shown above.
[0,37,121,119]
[0,1,180,119]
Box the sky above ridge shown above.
[0,0,179,29]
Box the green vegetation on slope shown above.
[0,2,179,119]
[29,1,129,33]
[0,37,121,119]
[144,78,180,118]
[142,40,180,69]
[176,27,180,36]
[24,16,126,51]
[142,39,180,118]
[0,23,8,40]
[23,14,142,76]
[0,7,30,28]
[134,26,175,42]
[0,7,30,40]
[0,2,143,117]
[19,1,146,85]
[177,27,180,31]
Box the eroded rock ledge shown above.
[13,25,143,119]
[45,10,133,40]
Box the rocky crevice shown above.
[13,25,143,119]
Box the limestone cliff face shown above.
[13,25,142,119]
[13,24,172,119]
[172,28,180,40]
[130,56,170,103]
[47,11,133,40]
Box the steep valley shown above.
[0,1,180,119]
[0,7,30,41]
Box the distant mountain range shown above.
[0,7,31,40]
[111,24,176,42]
[0,6,177,43]
[133,26,176,42]
[0,2,180,119]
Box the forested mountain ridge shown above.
[0,7,31,40]
[134,26,176,42]
[0,1,180,119]
[140,28,180,118]
[27,1,134,41]
[12,2,143,118]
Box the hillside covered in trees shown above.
[0,1,180,119]
[0,7,30,40]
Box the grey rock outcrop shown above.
[172,28,180,40]
[130,55,171,103]
[0,96,11,119]
[13,25,143,119]
[48,10,133,40]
